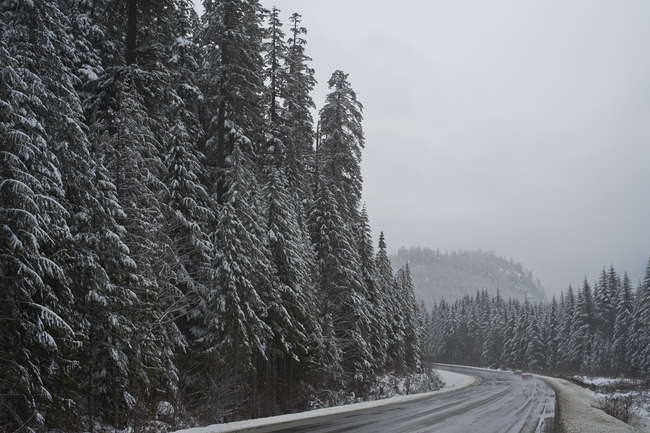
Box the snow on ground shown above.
[172,369,475,433]
[634,405,650,433]
[537,374,641,433]
[575,375,638,387]
[436,369,475,389]
[573,375,650,432]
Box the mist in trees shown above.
[392,247,547,307]
[425,261,650,378]
[0,1,425,431]
[6,2,648,432]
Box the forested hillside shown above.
[0,1,427,431]
[425,261,650,376]
[391,247,547,307]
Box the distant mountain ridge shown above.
[390,247,547,307]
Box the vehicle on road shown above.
[522,372,534,379]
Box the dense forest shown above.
[0,1,427,431]
[425,261,650,376]
[391,247,547,307]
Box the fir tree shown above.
[634,258,650,373]
[262,157,320,413]
[284,12,316,206]
[308,175,372,391]
[199,141,274,418]
[0,1,89,429]
[163,120,214,325]
[357,206,389,372]
[396,264,423,373]
[201,0,266,204]
[613,272,634,373]
[544,296,561,371]
[525,310,546,371]
[81,0,187,420]
[557,287,574,370]
[317,70,364,223]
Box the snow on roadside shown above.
[537,374,641,433]
[172,369,475,433]
[573,376,650,432]
[575,376,638,388]
[436,369,475,389]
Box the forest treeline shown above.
[425,261,650,376]
[0,1,425,431]
[391,247,547,307]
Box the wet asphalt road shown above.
[237,365,555,433]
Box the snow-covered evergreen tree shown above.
[164,119,214,325]
[525,308,546,371]
[262,156,321,413]
[544,296,561,370]
[395,264,423,373]
[198,141,273,418]
[556,285,578,370]
[200,0,266,204]
[284,12,316,207]
[375,232,396,369]
[317,70,364,224]
[613,272,634,373]
[633,259,650,373]
[308,174,372,391]
[0,1,98,428]
[357,206,389,373]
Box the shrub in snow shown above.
[599,395,634,424]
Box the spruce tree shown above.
[545,296,561,371]
[557,286,578,370]
[396,264,423,373]
[284,12,316,206]
[200,0,266,204]
[80,0,192,423]
[262,158,320,413]
[357,206,389,373]
[163,120,214,327]
[613,272,634,373]
[525,310,546,371]
[308,175,372,391]
[575,278,596,371]
[595,266,618,342]
[376,232,400,370]
[198,142,273,418]
[634,258,650,373]
[0,1,99,429]
[317,70,364,223]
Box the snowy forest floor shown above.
[172,369,474,433]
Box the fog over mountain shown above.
[391,247,547,308]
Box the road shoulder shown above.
[537,375,640,433]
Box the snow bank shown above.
[172,369,474,433]
[435,368,475,389]
[537,375,641,433]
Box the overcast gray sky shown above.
[196,1,650,297]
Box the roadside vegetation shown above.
[570,376,650,429]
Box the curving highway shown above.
[238,365,555,433]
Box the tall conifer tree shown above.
[0,2,83,428]
[317,70,364,223]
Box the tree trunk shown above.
[126,0,137,65]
